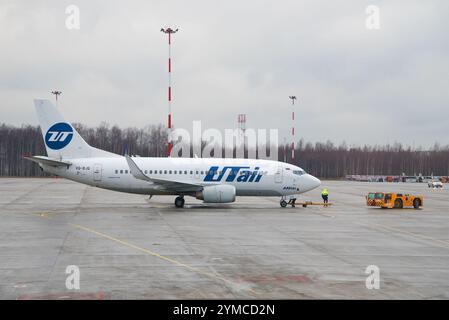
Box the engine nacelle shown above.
[196,185,236,203]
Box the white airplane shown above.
[25,99,321,208]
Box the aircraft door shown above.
[275,166,283,183]
[93,163,102,181]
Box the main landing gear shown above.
[174,196,185,208]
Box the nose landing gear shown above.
[280,196,297,208]
[174,196,185,208]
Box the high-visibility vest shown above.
[322,189,329,196]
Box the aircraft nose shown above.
[302,174,321,192]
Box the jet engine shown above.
[196,185,236,203]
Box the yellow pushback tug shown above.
[366,192,423,209]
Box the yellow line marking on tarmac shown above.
[68,222,259,295]
[356,222,449,249]
[35,212,260,294]
[37,212,53,218]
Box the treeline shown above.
[293,140,449,178]
[0,122,168,177]
[1,123,448,178]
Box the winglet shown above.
[125,155,151,182]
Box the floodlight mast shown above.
[51,90,62,106]
[289,95,297,160]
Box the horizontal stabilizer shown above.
[24,155,72,167]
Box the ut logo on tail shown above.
[45,122,73,150]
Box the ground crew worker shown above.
[287,194,297,207]
[321,188,329,207]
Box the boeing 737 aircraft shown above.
[26,99,321,208]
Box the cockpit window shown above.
[293,169,306,176]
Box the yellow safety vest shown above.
[322,189,329,196]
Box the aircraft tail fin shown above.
[34,99,119,159]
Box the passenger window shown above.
[115,170,118,174]
[190,170,193,174]
[125,170,128,174]
[87,167,90,170]
[164,170,167,174]
[184,170,187,174]
[201,171,204,175]
[82,166,85,170]
[149,170,152,174]
[174,170,177,174]
[159,170,162,174]
[196,171,199,175]
[169,170,172,174]
[144,170,147,174]
[120,170,123,174]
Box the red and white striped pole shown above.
[161,27,178,156]
[289,96,297,161]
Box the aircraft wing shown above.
[125,155,203,192]
[24,155,72,167]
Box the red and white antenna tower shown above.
[238,114,247,158]
[161,27,179,156]
[289,96,297,160]
[237,114,246,137]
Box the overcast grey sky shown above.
[1,0,448,147]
